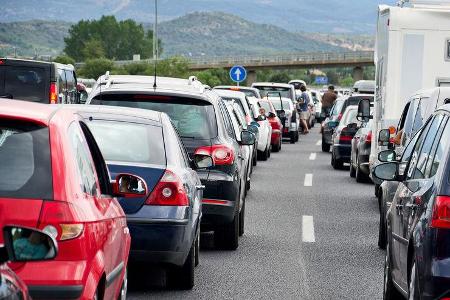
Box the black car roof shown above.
[0,58,74,70]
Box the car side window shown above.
[426,116,449,178]
[407,115,444,180]
[172,124,191,168]
[219,101,236,139]
[57,69,66,104]
[68,122,99,196]
[65,70,76,104]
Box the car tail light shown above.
[432,196,450,229]
[49,82,57,104]
[0,59,4,65]
[38,202,84,241]
[145,170,189,206]
[366,131,372,144]
[195,144,235,166]
[339,127,353,143]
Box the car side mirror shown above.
[248,124,259,135]
[347,122,358,129]
[79,91,88,104]
[372,162,399,181]
[2,226,58,263]
[378,129,391,145]
[357,99,372,121]
[250,121,260,127]
[192,154,214,169]
[378,150,396,162]
[241,130,256,145]
[268,112,276,118]
[112,174,148,198]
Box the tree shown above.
[326,70,339,85]
[77,58,114,79]
[64,16,160,61]
[53,55,75,65]
[269,72,291,84]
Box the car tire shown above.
[246,178,251,191]
[375,184,381,197]
[117,268,127,300]
[214,212,239,250]
[355,157,366,183]
[290,132,296,144]
[383,243,403,300]
[378,207,387,250]
[172,243,195,290]
[332,151,343,170]
[194,234,200,267]
[253,151,257,166]
[321,136,330,152]
[268,145,271,158]
[239,201,245,237]
[295,131,299,142]
[349,159,356,178]
[409,261,420,300]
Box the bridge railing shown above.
[189,51,374,66]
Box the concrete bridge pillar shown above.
[352,66,364,82]
[246,70,257,86]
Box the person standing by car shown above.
[299,85,310,134]
[322,85,337,117]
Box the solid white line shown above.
[316,140,322,146]
[304,174,313,187]
[309,153,317,160]
[302,215,316,243]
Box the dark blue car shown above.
[373,104,450,299]
[75,105,212,290]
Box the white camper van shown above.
[370,2,450,191]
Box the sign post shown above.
[229,66,247,86]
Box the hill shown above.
[0,0,396,33]
[0,12,374,58]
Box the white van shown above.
[370,2,450,192]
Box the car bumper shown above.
[126,206,197,266]
[421,259,450,299]
[333,144,351,162]
[358,154,370,175]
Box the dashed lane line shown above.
[316,140,322,146]
[302,215,316,243]
[304,173,313,187]
[309,153,317,160]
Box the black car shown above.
[373,104,450,299]
[0,58,79,104]
[322,94,374,152]
[87,75,255,250]
[350,119,373,182]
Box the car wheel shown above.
[253,150,257,166]
[332,151,343,170]
[268,145,271,158]
[194,234,200,267]
[321,136,330,152]
[239,201,245,236]
[378,207,387,250]
[355,157,366,183]
[409,261,420,300]
[246,178,251,191]
[172,242,195,290]
[349,158,356,178]
[383,243,403,300]
[295,131,299,142]
[118,268,127,300]
[278,137,282,151]
[214,211,239,250]
[290,131,295,144]
[375,184,381,197]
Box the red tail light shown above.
[339,135,353,142]
[366,131,372,144]
[38,202,83,241]
[49,82,57,104]
[195,144,235,165]
[432,196,450,229]
[145,170,189,206]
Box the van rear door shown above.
[0,61,49,103]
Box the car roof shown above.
[0,100,60,125]
[252,82,293,88]
[214,89,247,100]
[0,58,74,70]
[214,86,259,92]
[62,104,162,124]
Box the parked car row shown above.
[0,67,297,298]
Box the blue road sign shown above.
[315,76,328,85]
[229,66,247,83]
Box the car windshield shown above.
[342,109,358,125]
[270,99,291,110]
[255,86,291,99]
[87,120,166,165]
[91,95,218,139]
[0,120,52,199]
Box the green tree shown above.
[53,55,75,65]
[64,16,160,61]
[77,58,114,79]
[269,72,291,83]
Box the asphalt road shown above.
[128,127,385,299]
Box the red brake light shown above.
[0,59,4,65]
[195,144,235,166]
[339,135,353,142]
[38,202,83,241]
[366,131,372,144]
[145,170,189,206]
[432,196,450,229]
[49,82,57,104]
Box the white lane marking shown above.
[309,153,317,160]
[302,216,316,243]
[304,173,313,187]
[316,140,322,146]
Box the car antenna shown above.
[153,0,158,89]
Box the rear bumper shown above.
[333,144,351,162]
[28,285,83,300]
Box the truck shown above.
[370,0,450,194]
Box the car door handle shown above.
[405,203,418,209]
[238,154,244,160]
[195,185,206,191]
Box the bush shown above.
[78,58,115,80]
[53,55,75,65]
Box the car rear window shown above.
[259,101,272,113]
[221,97,248,116]
[91,94,218,139]
[343,109,358,125]
[87,120,166,165]
[0,120,52,199]
[216,88,257,98]
[332,101,344,116]
[255,86,292,99]
[271,99,291,110]
[0,66,47,102]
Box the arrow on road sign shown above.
[234,68,242,81]
[229,65,247,83]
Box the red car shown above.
[258,98,283,152]
[0,100,144,300]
